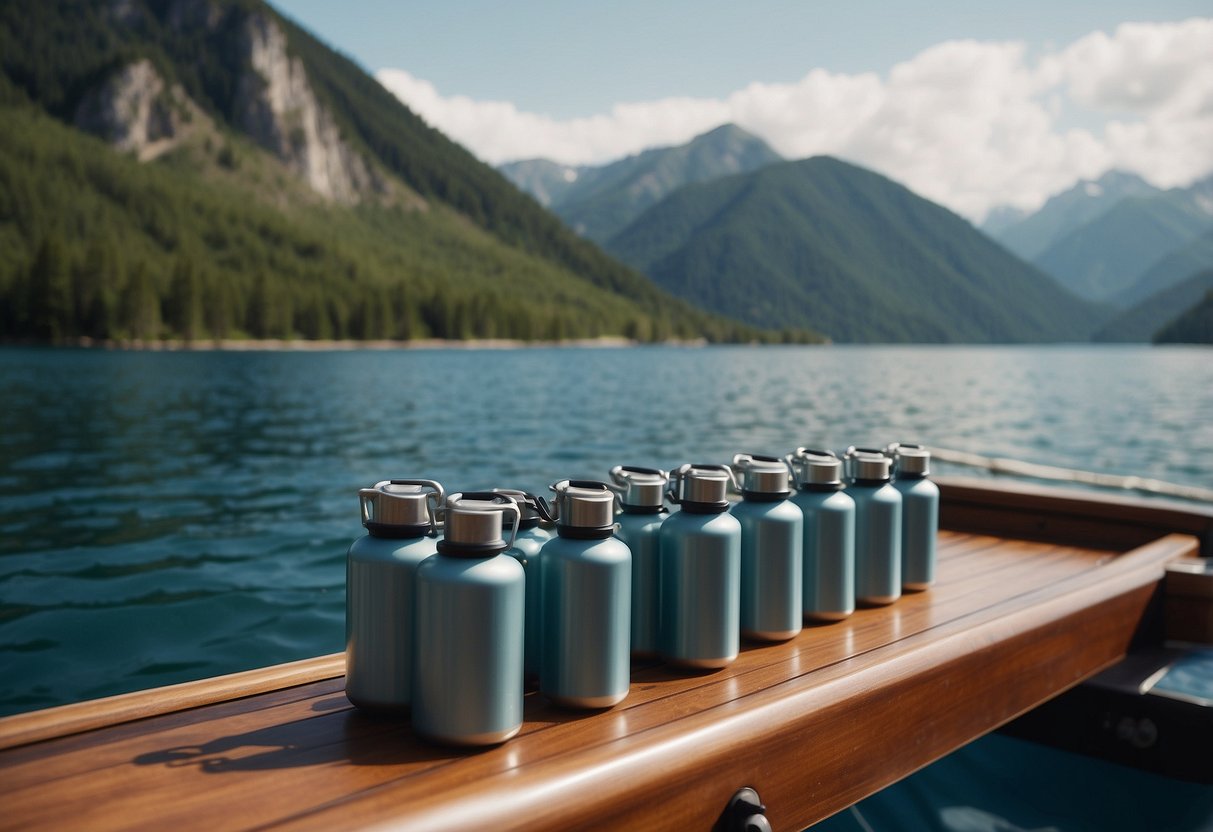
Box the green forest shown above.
[0,0,816,345]
[1,105,814,344]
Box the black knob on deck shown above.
[715,786,771,832]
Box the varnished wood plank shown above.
[0,483,1197,832]
[0,530,1083,774]
[0,532,1177,832]
[270,534,1195,832]
[0,678,348,774]
[0,531,1115,829]
[937,476,1213,555]
[0,654,346,752]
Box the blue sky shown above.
[272,1,1213,219]
[273,0,1208,116]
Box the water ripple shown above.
[0,344,1210,715]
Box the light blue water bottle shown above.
[730,454,803,641]
[789,449,855,622]
[495,489,554,681]
[608,465,669,657]
[849,451,903,606]
[660,464,742,668]
[888,445,939,591]
[413,493,525,745]
[541,480,632,708]
[346,478,443,712]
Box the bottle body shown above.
[345,533,437,711]
[412,553,525,745]
[539,534,632,707]
[732,497,803,641]
[793,488,855,621]
[506,524,552,680]
[852,482,903,605]
[615,510,665,656]
[659,510,742,668]
[894,476,939,591]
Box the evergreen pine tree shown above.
[27,234,72,342]
[120,261,161,341]
[165,255,203,341]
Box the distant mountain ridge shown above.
[500,124,783,243]
[499,158,583,208]
[1030,176,1213,304]
[1154,284,1213,344]
[604,156,1105,343]
[1093,268,1213,343]
[1112,225,1213,309]
[985,170,1213,306]
[987,171,1161,261]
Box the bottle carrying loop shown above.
[666,463,732,511]
[549,479,623,517]
[607,465,670,512]
[844,446,887,483]
[730,453,792,497]
[609,465,668,487]
[359,478,445,533]
[786,449,839,489]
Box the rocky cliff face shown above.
[73,59,203,162]
[81,0,383,204]
[233,11,382,203]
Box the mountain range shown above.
[8,1,1204,347]
[986,171,1213,312]
[1031,179,1213,304]
[500,125,783,244]
[1153,285,1213,344]
[986,171,1162,262]
[0,0,801,344]
[1093,267,1213,343]
[602,156,1105,343]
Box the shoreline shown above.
[8,336,725,351]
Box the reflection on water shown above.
[0,345,1210,715]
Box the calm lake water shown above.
[1,344,1211,716]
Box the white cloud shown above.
[376,18,1213,222]
[376,69,729,166]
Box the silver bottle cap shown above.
[894,447,931,477]
[844,446,886,482]
[358,479,444,531]
[788,448,842,487]
[852,454,892,482]
[442,493,520,550]
[670,464,731,508]
[549,480,617,530]
[731,454,791,496]
[609,466,669,509]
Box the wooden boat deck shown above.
[1,479,1209,831]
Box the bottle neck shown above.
[798,482,844,493]
[679,500,730,515]
[741,490,789,503]
[436,539,507,559]
[367,522,431,539]
[620,504,666,515]
[556,524,615,540]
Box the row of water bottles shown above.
[345,444,938,746]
